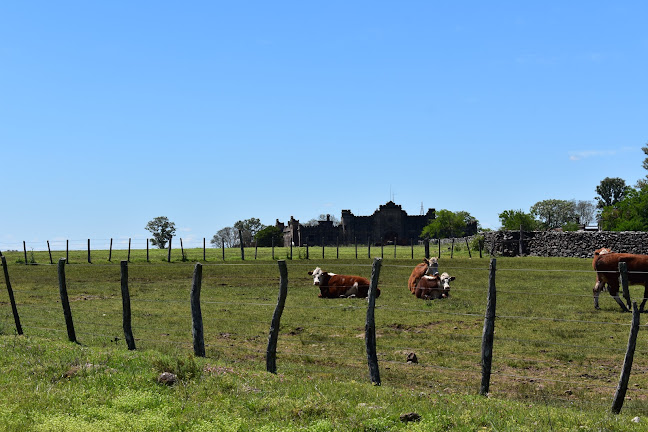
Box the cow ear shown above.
[450,276,456,281]
[308,271,313,275]
[322,272,329,276]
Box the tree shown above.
[420,209,477,239]
[210,227,238,248]
[572,200,596,226]
[255,226,284,247]
[530,199,577,230]
[145,216,176,249]
[599,186,648,231]
[595,177,630,209]
[498,209,539,231]
[234,218,265,247]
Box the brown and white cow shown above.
[308,267,379,299]
[408,257,439,293]
[414,272,455,300]
[592,249,648,312]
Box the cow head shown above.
[424,257,439,276]
[438,272,455,297]
[594,247,612,257]
[308,267,324,285]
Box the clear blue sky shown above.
[2,1,647,251]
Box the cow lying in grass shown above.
[308,267,379,298]
[415,272,455,300]
[408,257,439,293]
[592,248,648,312]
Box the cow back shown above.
[320,274,378,298]
[408,263,428,293]
[596,253,648,283]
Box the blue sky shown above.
[2,1,647,251]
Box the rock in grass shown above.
[157,372,178,386]
[400,412,421,423]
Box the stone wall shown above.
[483,231,648,258]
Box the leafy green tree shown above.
[255,226,284,247]
[145,216,176,249]
[234,218,265,247]
[530,199,577,230]
[599,186,648,231]
[498,209,539,231]
[595,177,630,209]
[420,209,477,239]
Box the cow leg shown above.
[640,285,648,312]
[593,281,603,310]
[611,295,630,312]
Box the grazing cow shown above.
[408,257,439,293]
[592,247,613,294]
[592,250,648,312]
[308,267,379,299]
[415,272,455,300]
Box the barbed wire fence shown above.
[1,256,647,415]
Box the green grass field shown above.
[0,248,647,431]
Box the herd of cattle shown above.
[308,248,648,313]
[308,256,455,301]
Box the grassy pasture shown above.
[1,249,647,431]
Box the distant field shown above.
[1,252,647,430]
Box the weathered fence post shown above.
[2,256,23,335]
[57,258,77,343]
[87,239,91,264]
[380,242,384,259]
[365,257,382,385]
[368,236,371,259]
[180,238,186,261]
[272,237,275,260]
[239,230,245,260]
[23,241,28,265]
[518,225,524,256]
[451,238,455,258]
[66,240,69,264]
[479,238,483,258]
[266,260,288,373]
[190,262,205,357]
[255,242,258,260]
[203,238,206,261]
[146,238,150,262]
[619,262,632,312]
[128,238,131,262]
[47,241,53,264]
[222,239,225,261]
[168,237,172,262]
[120,261,136,350]
[612,302,640,414]
[465,237,472,259]
[480,258,497,396]
[438,238,441,258]
[109,238,113,262]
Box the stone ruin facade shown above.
[276,201,437,247]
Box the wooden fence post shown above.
[266,260,288,373]
[272,237,275,260]
[519,225,524,256]
[337,237,339,259]
[465,237,472,259]
[365,257,382,385]
[87,239,91,264]
[120,261,136,350]
[128,238,131,262]
[480,258,497,396]
[612,302,640,414]
[438,238,441,258]
[451,238,455,258]
[180,238,186,261]
[66,240,69,264]
[619,262,632,312]
[306,244,309,260]
[222,239,225,261]
[191,262,205,357]
[47,241,53,264]
[239,230,245,260]
[2,256,23,335]
[146,238,150,262]
[203,238,206,261]
[57,258,77,343]
[109,238,113,262]
[168,237,172,262]
[23,241,28,265]
[380,242,383,259]
[368,237,371,259]
[424,238,429,259]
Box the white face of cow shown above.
[308,267,324,285]
[439,272,455,291]
[424,257,439,276]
